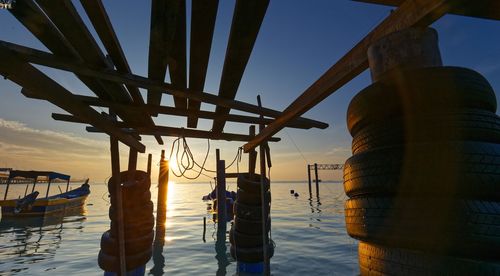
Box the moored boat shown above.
[0,170,90,217]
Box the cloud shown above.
[0,118,109,178]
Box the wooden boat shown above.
[0,170,90,217]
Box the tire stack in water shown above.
[343,66,500,275]
[98,170,155,273]
[230,173,274,265]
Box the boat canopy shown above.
[8,170,71,181]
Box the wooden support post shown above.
[110,136,127,275]
[157,150,169,226]
[147,153,152,177]
[45,179,52,198]
[31,177,37,193]
[257,95,270,275]
[307,165,312,197]
[3,178,11,200]
[248,125,257,176]
[128,148,138,172]
[314,163,319,197]
[66,179,70,192]
[216,149,227,230]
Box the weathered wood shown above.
[86,125,281,142]
[212,0,270,133]
[168,0,188,110]
[2,40,328,130]
[243,0,454,152]
[0,46,145,152]
[314,163,319,197]
[187,0,219,128]
[148,0,180,108]
[307,164,312,197]
[52,95,315,129]
[110,136,127,275]
[216,149,227,234]
[353,0,500,21]
[147,154,153,177]
[248,125,257,176]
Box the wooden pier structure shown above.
[0,0,498,275]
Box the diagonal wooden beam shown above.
[0,46,144,152]
[243,0,458,152]
[353,0,500,21]
[187,0,219,128]
[1,41,328,130]
[211,0,270,133]
[79,0,163,145]
[168,0,188,110]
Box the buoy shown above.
[290,189,294,194]
[294,192,299,197]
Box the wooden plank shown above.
[187,0,219,128]
[86,125,281,142]
[243,0,454,152]
[147,0,179,108]
[212,0,270,133]
[168,0,188,110]
[0,46,145,152]
[35,0,132,102]
[353,0,500,21]
[80,0,164,145]
[2,41,328,129]
[54,95,315,129]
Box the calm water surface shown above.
[0,182,358,275]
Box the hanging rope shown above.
[168,135,243,181]
[285,129,309,164]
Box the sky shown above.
[0,0,499,183]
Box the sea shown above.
[0,181,359,275]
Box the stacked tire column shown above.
[98,170,155,274]
[343,28,500,275]
[230,173,274,270]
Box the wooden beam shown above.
[168,0,188,110]
[187,0,219,128]
[2,41,328,130]
[243,0,455,152]
[212,0,270,133]
[79,0,163,145]
[147,0,179,108]
[53,95,315,129]
[86,126,281,142]
[353,0,500,21]
[0,46,145,152]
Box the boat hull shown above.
[0,195,88,217]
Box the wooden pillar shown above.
[45,179,52,198]
[307,164,312,197]
[31,177,38,193]
[66,179,70,192]
[110,136,127,275]
[257,95,270,275]
[248,126,257,176]
[314,163,319,197]
[157,150,169,225]
[3,178,11,200]
[147,153,152,177]
[216,149,227,230]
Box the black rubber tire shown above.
[358,241,500,276]
[109,200,154,222]
[237,188,271,206]
[108,170,151,195]
[98,248,152,272]
[100,230,153,256]
[345,197,500,259]
[347,67,497,136]
[237,173,270,194]
[344,142,500,200]
[109,218,154,240]
[234,217,271,235]
[351,109,500,155]
[230,242,275,263]
[234,201,270,221]
[229,226,265,248]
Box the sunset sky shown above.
[0,1,499,183]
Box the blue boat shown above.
[0,170,90,217]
